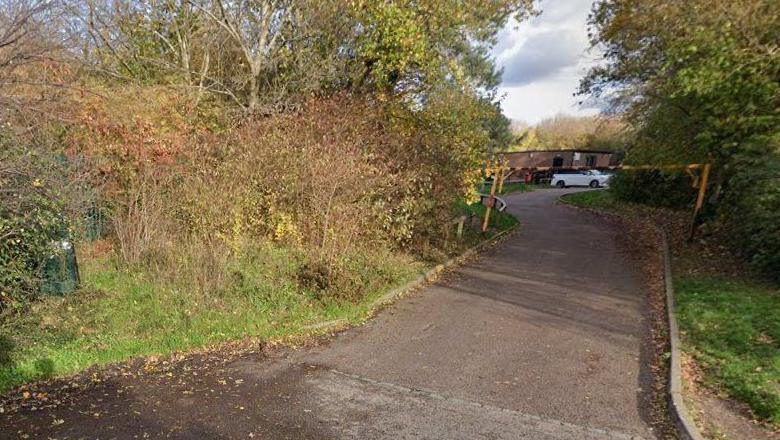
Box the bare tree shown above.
[189,0,300,112]
[78,0,325,112]
[0,0,83,129]
[1,1,53,101]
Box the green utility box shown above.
[41,239,80,295]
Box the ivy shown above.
[0,141,68,308]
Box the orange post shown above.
[482,166,500,232]
[689,163,712,240]
[497,156,508,194]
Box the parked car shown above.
[551,170,611,188]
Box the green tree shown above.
[583,0,780,276]
[353,0,532,97]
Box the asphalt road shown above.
[3,189,657,439]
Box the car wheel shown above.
[556,180,566,188]
[589,180,600,188]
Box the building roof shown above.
[498,149,617,155]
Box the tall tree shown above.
[582,0,779,164]
[582,0,780,277]
[77,0,534,112]
[353,0,533,99]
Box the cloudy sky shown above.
[493,0,602,124]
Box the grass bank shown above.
[0,211,517,395]
[0,243,422,394]
[459,200,519,232]
[499,182,536,195]
[478,181,537,195]
[562,189,780,425]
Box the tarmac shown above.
[2,189,657,439]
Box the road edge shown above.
[372,224,519,307]
[303,223,519,332]
[557,191,704,440]
[0,225,519,413]
[661,234,705,440]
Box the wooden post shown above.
[482,166,500,232]
[689,163,711,240]
[497,157,508,194]
[456,215,465,239]
[499,165,510,194]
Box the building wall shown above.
[570,152,613,168]
[506,151,572,168]
[504,150,614,169]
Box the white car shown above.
[551,170,611,188]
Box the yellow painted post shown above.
[482,166,500,232]
[689,163,712,240]
[497,157,508,194]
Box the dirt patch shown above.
[683,354,779,440]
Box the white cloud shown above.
[500,29,584,86]
[493,0,602,124]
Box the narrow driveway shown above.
[4,189,657,439]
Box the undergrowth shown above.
[0,205,518,395]
[0,242,423,394]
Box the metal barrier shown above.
[479,193,507,212]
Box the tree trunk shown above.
[248,61,261,112]
[248,74,259,112]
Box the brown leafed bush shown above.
[111,171,173,264]
[175,94,478,257]
[155,92,486,298]
[5,86,489,305]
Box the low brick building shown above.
[503,149,617,169]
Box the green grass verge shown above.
[0,243,423,394]
[562,189,780,425]
[499,182,535,195]
[676,278,780,423]
[559,188,620,210]
[1,207,519,395]
[478,182,536,195]
[459,200,519,232]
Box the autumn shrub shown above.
[3,85,493,307]
[175,98,382,252]
[16,91,488,309]
[177,94,482,244]
[62,87,217,260]
[298,253,372,302]
[110,171,176,264]
[157,92,487,299]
